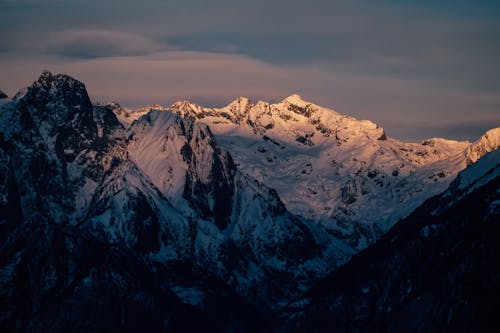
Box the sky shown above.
[0,0,499,140]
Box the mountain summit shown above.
[117,95,499,249]
[0,72,498,332]
[282,93,307,105]
[0,72,354,331]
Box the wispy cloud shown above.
[1,49,497,141]
[43,29,168,58]
[0,1,498,140]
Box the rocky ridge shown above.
[280,149,500,332]
[117,95,500,249]
[0,72,352,331]
[0,72,498,332]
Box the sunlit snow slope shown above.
[116,95,499,249]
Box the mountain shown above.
[1,71,498,332]
[0,72,214,332]
[118,95,499,250]
[279,149,500,332]
[124,108,353,307]
[0,72,351,331]
[465,127,500,164]
[0,90,7,99]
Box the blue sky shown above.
[0,0,499,140]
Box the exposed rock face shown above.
[125,109,352,306]
[0,72,498,332]
[0,72,351,331]
[0,221,220,333]
[118,95,500,250]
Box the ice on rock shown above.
[165,95,499,250]
[282,94,307,106]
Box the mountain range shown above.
[115,88,499,250]
[281,148,500,333]
[0,71,498,332]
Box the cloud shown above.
[1,49,497,142]
[57,51,297,105]
[0,1,499,141]
[45,29,168,59]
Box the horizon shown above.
[1,1,499,141]
[4,69,497,143]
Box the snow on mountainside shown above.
[465,127,500,164]
[1,71,498,331]
[444,148,500,208]
[117,95,499,249]
[109,102,167,127]
[280,149,500,333]
[0,72,356,331]
[126,108,354,305]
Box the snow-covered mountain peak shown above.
[16,71,96,152]
[94,101,127,116]
[254,99,271,108]
[228,96,252,108]
[171,99,195,109]
[170,100,209,118]
[38,69,53,82]
[448,149,500,198]
[32,70,87,96]
[282,93,307,106]
[2,72,499,328]
[227,96,253,119]
[146,103,169,111]
[19,71,91,113]
[109,94,499,250]
[466,126,500,164]
[166,96,499,249]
